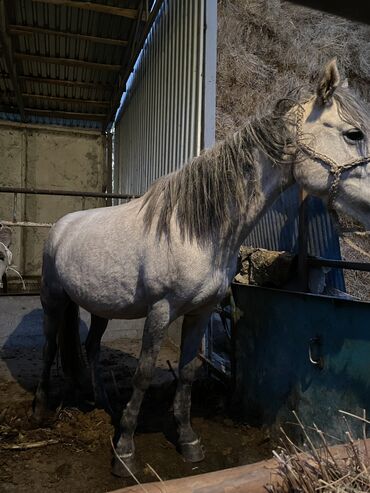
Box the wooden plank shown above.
[31,0,139,19]
[18,75,112,91]
[0,0,25,120]
[23,93,110,107]
[8,24,129,47]
[14,52,121,71]
[112,438,370,493]
[24,107,106,121]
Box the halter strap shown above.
[296,105,370,210]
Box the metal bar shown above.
[106,133,113,206]
[12,193,17,223]
[14,53,121,72]
[31,0,139,19]
[0,186,139,199]
[8,24,129,47]
[0,292,39,297]
[308,257,370,272]
[197,354,230,384]
[298,189,309,291]
[203,0,217,150]
[19,75,112,91]
[23,93,110,107]
[1,221,52,228]
[24,108,106,121]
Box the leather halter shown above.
[296,104,370,210]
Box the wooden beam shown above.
[0,1,26,120]
[8,24,129,47]
[18,75,112,91]
[31,0,139,19]
[24,107,106,121]
[14,52,121,71]
[23,93,110,107]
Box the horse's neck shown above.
[226,150,293,255]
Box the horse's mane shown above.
[334,88,370,134]
[141,87,368,244]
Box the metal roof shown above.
[0,0,161,131]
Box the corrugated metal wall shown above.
[244,184,345,290]
[114,0,215,196]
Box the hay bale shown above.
[235,246,295,287]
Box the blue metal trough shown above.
[231,282,370,442]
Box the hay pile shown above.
[217,0,370,300]
[217,0,370,138]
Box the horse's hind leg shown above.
[85,314,110,410]
[112,300,171,477]
[33,309,62,421]
[173,310,211,462]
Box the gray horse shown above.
[34,60,370,475]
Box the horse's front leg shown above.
[112,299,171,477]
[173,309,212,462]
[85,314,110,411]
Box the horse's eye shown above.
[344,128,365,143]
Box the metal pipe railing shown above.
[0,186,140,200]
[308,256,370,272]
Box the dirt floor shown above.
[0,336,272,493]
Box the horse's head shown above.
[292,59,370,229]
[0,224,12,285]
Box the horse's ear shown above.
[0,223,12,248]
[316,58,340,105]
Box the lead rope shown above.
[0,241,26,290]
[295,104,370,210]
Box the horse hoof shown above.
[179,439,205,462]
[111,453,138,478]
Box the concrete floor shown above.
[0,295,179,395]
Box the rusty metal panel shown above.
[114,0,217,196]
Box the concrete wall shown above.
[0,122,107,283]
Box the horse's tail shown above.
[59,300,85,386]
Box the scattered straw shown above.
[268,411,370,492]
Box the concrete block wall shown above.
[0,123,107,282]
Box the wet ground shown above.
[0,299,272,493]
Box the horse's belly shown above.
[57,257,149,320]
[65,283,148,320]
